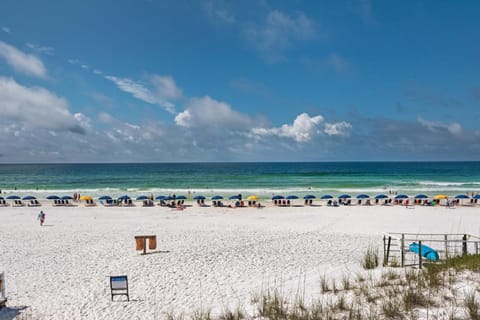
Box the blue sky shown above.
[0,0,479,162]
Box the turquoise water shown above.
[0,162,480,198]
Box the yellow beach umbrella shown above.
[80,195,93,201]
[247,195,259,201]
[433,194,448,200]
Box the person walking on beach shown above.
[38,210,46,226]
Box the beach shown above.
[1,202,479,319]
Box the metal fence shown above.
[383,233,480,268]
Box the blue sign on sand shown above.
[110,275,129,301]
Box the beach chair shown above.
[28,200,41,207]
[0,200,8,207]
[13,200,24,207]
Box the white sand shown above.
[0,203,479,319]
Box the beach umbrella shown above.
[117,195,130,201]
[454,194,469,199]
[61,195,73,200]
[136,195,149,200]
[229,195,240,200]
[320,195,333,199]
[247,195,259,201]
[194,195,206,200]
[303,195,316,199]
[155,195,170,200]
[22,196,36,200]
[414,194,429,199]
[272,195,284,200]
[98,195,112,200]
[375,194,388,199]
[211,195,223,200]
[175,195,187,200]
[356,194,370,199]
[6,195,20,200]
[338,194,351,199]
[394,194,408,199]
[0,196,3,200]
[46,195,60,200]
[433,194,448,200]
[474,194,480,199]
[286,195,299,200]
[80,195,92,201]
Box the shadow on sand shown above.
[0,305,29,320]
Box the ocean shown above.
[0,162,479,199]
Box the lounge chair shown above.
[0,199,8,207]
[28,200,41,207]
[13,200,25,207]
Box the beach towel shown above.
[135,237,144,251]
[148,236,157,250]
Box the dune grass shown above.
[164,253,480,320]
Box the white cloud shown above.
[67,58,80,65]
[324,121,352,136]
[2,27,11,34]
[93,69,103,75]
[417,116,463,136]
[25,42,54,55]
[175,96,252,129]
[0,77,84,133]
[105,74,182,113]
[251,113,324,142]
[150,75,183,101]
[204,1,236,24]
[0,41,47,78]
[245,10,316,62]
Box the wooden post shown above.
[418,240,423,269]
[444,234,448,259]
[385,236,392,266]
[383,235,386,263]
[401,234,405,267]
[462,234,468,256]
[143,237,147,255]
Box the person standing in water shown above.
[38,210,45,226]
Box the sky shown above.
[0,0,480,163]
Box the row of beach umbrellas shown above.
[1,193,479,202]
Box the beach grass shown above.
[164,254,480,320]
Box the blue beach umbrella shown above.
[136,195,149,200]
[0,196,4,200]
[320,195,333,199]
[98,195,112,200]
[156,195,171,201]
[375,194,388,199]
[194,195,206,200]
[6,195,20,200]
[356,194,370,199]
[303,195,316,199]
[395,194,409,199]
[46,195,60,200]
[286,195,299,200]
[117,195,130,201]
[272,195,284,200]
[474,194,480,199]
[22,196,36,200]
[414,194,429,199]
[229,195,240,200]
[61,195,73,200]
[211,195,223,200]
[338,194,351,199]
[454,194,469,199]
[175,195,187,200]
